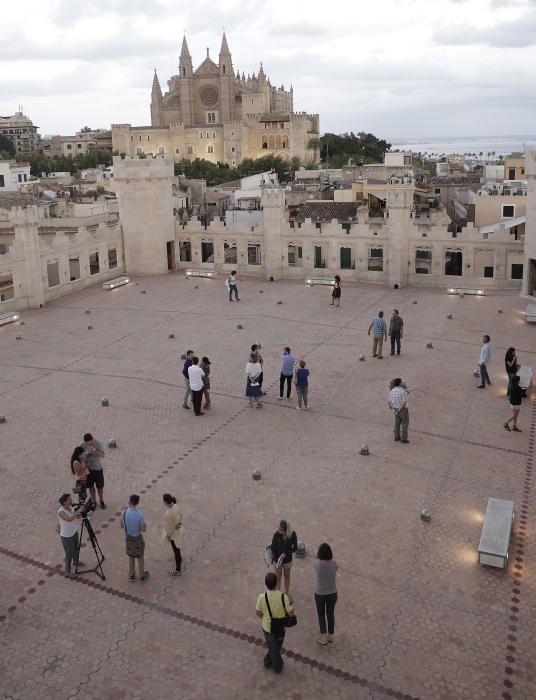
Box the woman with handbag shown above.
[246,352,263,407]
[504,347,518,398]
[271,520,298,596]
[314,542,338,645]
[163,493,183,576]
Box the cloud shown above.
[435,8,536,46]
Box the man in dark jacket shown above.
[182,350,194,409]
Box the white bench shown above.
[526,304,536,323]
[305,277,335,286]
[102,276,130,290]
[0,311,20,326]
[447,287,485,296]
[478,498,514,569]
[517,365,533,396]
[185,269,216,279]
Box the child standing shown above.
[295,360,309,411]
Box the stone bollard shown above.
[168,333,175,339]
[426,341,433,348]
[359,443,369,455]
[420,508,431,522]
[108,438,117,448]
[101,397,109,407]
[0,415,6,424]
[295,541,306,559]
[359,354,366,361]
[252,469,261,481]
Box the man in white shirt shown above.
[478,335,491,389]
[388,378,409,443]
[188,357,205,415]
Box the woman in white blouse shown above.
[246,352,263,408]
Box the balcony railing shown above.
[368,209,385,219]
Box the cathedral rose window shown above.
[200,86,219,107]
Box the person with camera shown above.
[256,572,296,673]
[81,433,106,509]
[57,493,84,578]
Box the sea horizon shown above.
[387,134,536,157]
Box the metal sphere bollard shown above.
[295,541,306,558]
[359,354,366,361]
[16,335,22,340]
[141,290,146,294]
[473,368,480,377]
[237,324,243,329]
[88,325,93,330]
[19,321,25,326]
[420,508,431,522]
[412,299,417,304]
[0,415,6,424]
[168,333,175,339]
[108,438,117,448]
[497,307,503,313]
[259,289,264,293]
[101,397,109,407]
[252,469,261,481]
[277,300,283,305]
[359,443,369,455]
[447,312,453,319]
[426,341,434,348]
[194,285,199,289]
[459,293,465,298]
[85,310,91,314]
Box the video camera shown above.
[73,500,96,517]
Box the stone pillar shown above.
[522,149,536,297]
[10,205,45,308]
[385,188,413,287]
[113,156,175,275]
[261,188,285,280]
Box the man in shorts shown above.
[121,494,148,582]
[81,433,106,509]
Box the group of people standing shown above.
[257,519,339,673]
[368,309,404,359]
[245,345,310,410]
[182,350,211,416]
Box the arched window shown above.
[262,139,268,149]
[182,68,186,77]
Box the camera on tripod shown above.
[73,500,96,516]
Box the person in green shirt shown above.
[256,572,295,673]
[389,309,404,356]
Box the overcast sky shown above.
[1,0,535,139]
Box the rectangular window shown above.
[89,252,100,275]
[175,148,180,154]
[511,263,523,279]
[108,248,118,270]
[18,174,23,182]
[69,257,80,281]
[179,241,191,262]
[484,266,494,278]
[502,204,515,218]
[201,241,214,263]
[47,261,60,288]
[187,145,193,155]
[340,247,352,269]
[0,175,4,187]
[207,146,214,154]
[158,146,164,154]
[368,248,383,271]
[416,249,431,260]
[0,274,15,302]
[224,242,237,264]
[66,144,72,149]
[314,245,324,268]
[248,244,261,265]
[0,243,7,254]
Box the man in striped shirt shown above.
[388,378,409,443]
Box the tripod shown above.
[75,515,106,580]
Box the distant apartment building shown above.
[469,181,527,228]
[0,110,41,154]
[504,154,525,181]
[0,161,31,192]
[44,129,113,157]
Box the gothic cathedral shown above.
[112,34,319,167]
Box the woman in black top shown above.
[504,375,523,432]
[330,275,341,307]
[271,519,298,595]
[504,347,518,398]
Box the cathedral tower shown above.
[179,35,194,124]
[150,70,163,126]
[218,33,233,122]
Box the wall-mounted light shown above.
[185,269,216,278]
[102,276,130,290]
[0,312,20,326]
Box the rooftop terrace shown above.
[0,275,535,699]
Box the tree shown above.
[80,126,92,133]
[19,149,113,176]
[317,131,391,167]
[0,134,16,159]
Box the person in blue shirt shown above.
[121,494,148,582]
[182,349,194,409]
[279,347,295,400]
[295,360,309,410]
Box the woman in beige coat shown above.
[163,493,183,576]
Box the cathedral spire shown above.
[180,34,191,59]
[151,69,162,95]
[219,31,231,57]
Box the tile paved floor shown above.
[0,274,534,699]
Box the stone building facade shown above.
[112,34,319,167]
[522,149,536,298]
